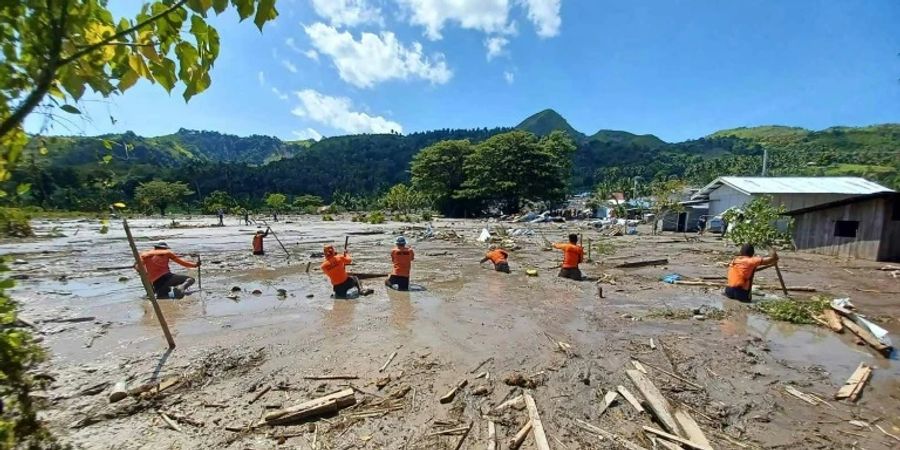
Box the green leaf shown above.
[150,58,177,92]
[212,0,228,14]
[118,69,140,91]
[233,0,256,21]
[254,0,277,30]
[60,104,81,114]
[175,42,199,79]
[187,0,213,16]
[16,183,31,195]
[101,139,113,150]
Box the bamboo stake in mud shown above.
[261,220,291,258]
[118,209,175,349]
[773,262,789,297]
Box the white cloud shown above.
[504,71,515,84]
[281,59,298,73]
[485,36,509,60]
[303,49,320,62]
[291,89,403,134]
[519,0,561,37]
[310,0,383,27]
[257,71,266,86]
[286,37,302,53]
[271,87,289,100]
[304,22,452,88]
[292,128,323,141]
[396,0,514,40]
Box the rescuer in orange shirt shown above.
[480,244,510,273]
[724,244,778,302]
[321,244,363,298]
[553,234,584,280]
[252,227,271,255]
[385,236,414,291]
[137,242,199,299]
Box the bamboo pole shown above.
[773,262,789,297]
[119,211,175,349]
[261,220,290,258]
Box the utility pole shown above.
[761,148,768,176]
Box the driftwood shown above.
[674,409,712,449]
[822,309,843,332]
[440,379,468,404]
[487,420,497,450]
[379,352,398,372]
[626,370,681,435]
[642,426,712,450]
[574,419,648,450]
[616,258,668,268]
[249,386,271,404]
[616,385,645,414]
[508,420,533,449]
[302,375,359,380]
[108,380,128,403]
[262,389,356,426]
[835,363,872,402]
[597,391,619,416]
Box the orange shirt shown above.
[139,249,197,283]
[553,243,583,269]
[391,247,415,277]
[727,256,763,290]
[486,249,509,265]
[253,234,264,253]
[321,254,352,286]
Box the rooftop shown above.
[691,176,894,199]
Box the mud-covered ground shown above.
[4,215,899,449]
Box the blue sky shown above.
[26,0,900,142]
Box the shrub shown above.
[367,212,385,224]
[322,215,334,222]
[755,296,830,324]
[421,211,433,221]
[0,208,34,238]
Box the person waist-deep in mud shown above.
[724,244,778,302]
[137,242,199,299]
[553,234,584,280]
[385,236,414,291]
[480,244,510,273]
[321,245,372,298]
[252,227,270,255]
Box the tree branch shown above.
[58,0,188,66]
[0,0,68,141]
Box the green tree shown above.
[134,180,193,215]
[380,183,428,213]
[0,0,279,191]
[649,178,686,234]
[293,194,323,211]
[458,130,575,213]
[410,139,474,216]
[722,195,794,248]
[264,192,286,213]
[202,190,237,214]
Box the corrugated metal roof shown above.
[692,177,894,199]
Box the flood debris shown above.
[262,389,356,426]
[835,362,871,402]
[439,379,467,404]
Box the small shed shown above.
[661,200,709,232]
[785,192,900,261]
[691,176,893,217]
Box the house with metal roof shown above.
[690,176,894,217]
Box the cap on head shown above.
[395,236,407,246]
[154,241,170,250]
[324,245,337,257]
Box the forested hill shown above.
[11,109,899,211]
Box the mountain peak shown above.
[516,109,585,140]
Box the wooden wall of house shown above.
[792,198,886,260]
[878,197,900,262]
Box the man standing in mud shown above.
[724,244,778,302]
[252,227,271,255]
[137,242,199,299]
[385,236,414,291]
[553,234,584,280]
[480,244,510,273]
[321,244,369,298]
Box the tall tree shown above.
[458,130,575,213]
[410,139,474,216]
[134,180,193,215]
[264,192,287,213]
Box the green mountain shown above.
[10,110,899,212]
[516,109,586,140]
[589,129,666,148]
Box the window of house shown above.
[834,220,859,238]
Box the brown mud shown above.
[4,216,899,449]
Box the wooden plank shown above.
[653,437,684,450]
[626,369,681,436]
[616,385,645,414]
[597,391,619,416]
[523,392,551,450]
[835,363,872,401]
[632,360,648,374]
[674,409,712,449]
[642,426,712,450]
[574,419,648,450]
[822,309,843,332]
[487,420,497,450]
[379,352,398,372]
[784,386,818,405]
[840,317,891,355]
[440,379,468,404]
